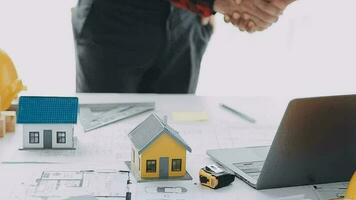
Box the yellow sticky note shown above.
[172,112,209,122]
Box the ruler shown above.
[80,102,155,132]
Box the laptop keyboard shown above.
[233,161,265,180]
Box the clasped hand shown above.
[214,0,295,33]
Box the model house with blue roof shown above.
[17,96,79,149]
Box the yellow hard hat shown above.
[0,49,26,111]
[346,172,356,200]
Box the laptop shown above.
[207,95,356,190]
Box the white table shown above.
[0,94,323,200]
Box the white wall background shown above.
[0,0,355,97]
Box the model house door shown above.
[159,157,169,178]
[43,130,52,149]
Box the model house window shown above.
[146,160,156,173]
[29,132,39,144]
[57,132,66,143]
[172,159,182,172]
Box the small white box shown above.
[1,111,16,133]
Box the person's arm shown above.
[170,0,216,17]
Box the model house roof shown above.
[128,113,192,154]
[17,96,79,124]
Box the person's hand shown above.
[215,0,284,32]
[213,0,277,32]
[240,0,283,32]
[214,0,294,33]
[234,0,296,32]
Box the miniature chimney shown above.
[163,115,168,125]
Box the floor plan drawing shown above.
[23,169,128,199]
[312,182,348,200]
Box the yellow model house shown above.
[128,113,192,179]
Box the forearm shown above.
[170,0,216,17]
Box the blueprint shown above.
[0,97,284,200]
[312,182,348,200]
[33,170,127,198]
[1,164,130,200]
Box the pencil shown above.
[220,104,256,124]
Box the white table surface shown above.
[0,94,323,200]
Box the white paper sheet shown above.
[312,182,348,200]
[0,163,129,200]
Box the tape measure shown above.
[199,165,235,189]
[80,102,155,132]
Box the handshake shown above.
[213,0,296,33]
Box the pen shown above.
[220,104,256,124]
